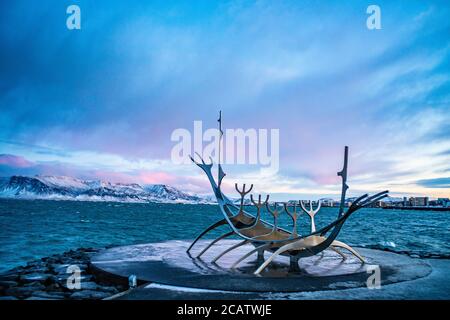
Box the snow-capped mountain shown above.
[0,175,212,204]
[143,184,200,202]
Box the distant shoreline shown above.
[0,197,216,205]
[383,206,450,212]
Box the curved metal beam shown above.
[212,240,250,263]
[331,240,365,263]
[254,240,311,275]
[186,218,227,254]
[231,243,272,269]
[197,231,234,258]
[329,246,347,260]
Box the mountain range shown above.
[0,175,214,204]
[0,175,402,205]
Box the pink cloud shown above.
[137,171,178,185]
[309,173,340,185]
[0,154,34,168]
[137,172,215,194]
[0,154,220,195]
[91,170,212,194]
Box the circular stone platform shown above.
[91,240,431,292]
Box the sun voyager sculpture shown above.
[188,113,389,275]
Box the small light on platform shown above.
[128,275,137,289]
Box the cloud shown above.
[416,177,450,188]
[0,154,34,168]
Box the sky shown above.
[0,0,449,200]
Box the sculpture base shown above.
[91,240,431,293]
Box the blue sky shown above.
[0,0,449,199]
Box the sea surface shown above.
[0,199,449,273]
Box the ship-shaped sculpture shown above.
[188,112,388,274]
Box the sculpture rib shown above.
[329,246,347,260]
[254,240,312,274]
[197,231,234,258]
[186,218,227,254]
[330,240,365,263]
[231,243,272,269]
[212,240,250,263]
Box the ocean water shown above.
[0,199,449,273]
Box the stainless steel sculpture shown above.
[188,113,388,275]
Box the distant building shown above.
[409,197,429,207]
[320,198,334,207]
[376,200,387,208]
[437,198,450,207]
[379,197,403,207]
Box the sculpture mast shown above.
[337,146,349,217]
[217,111,226,188]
